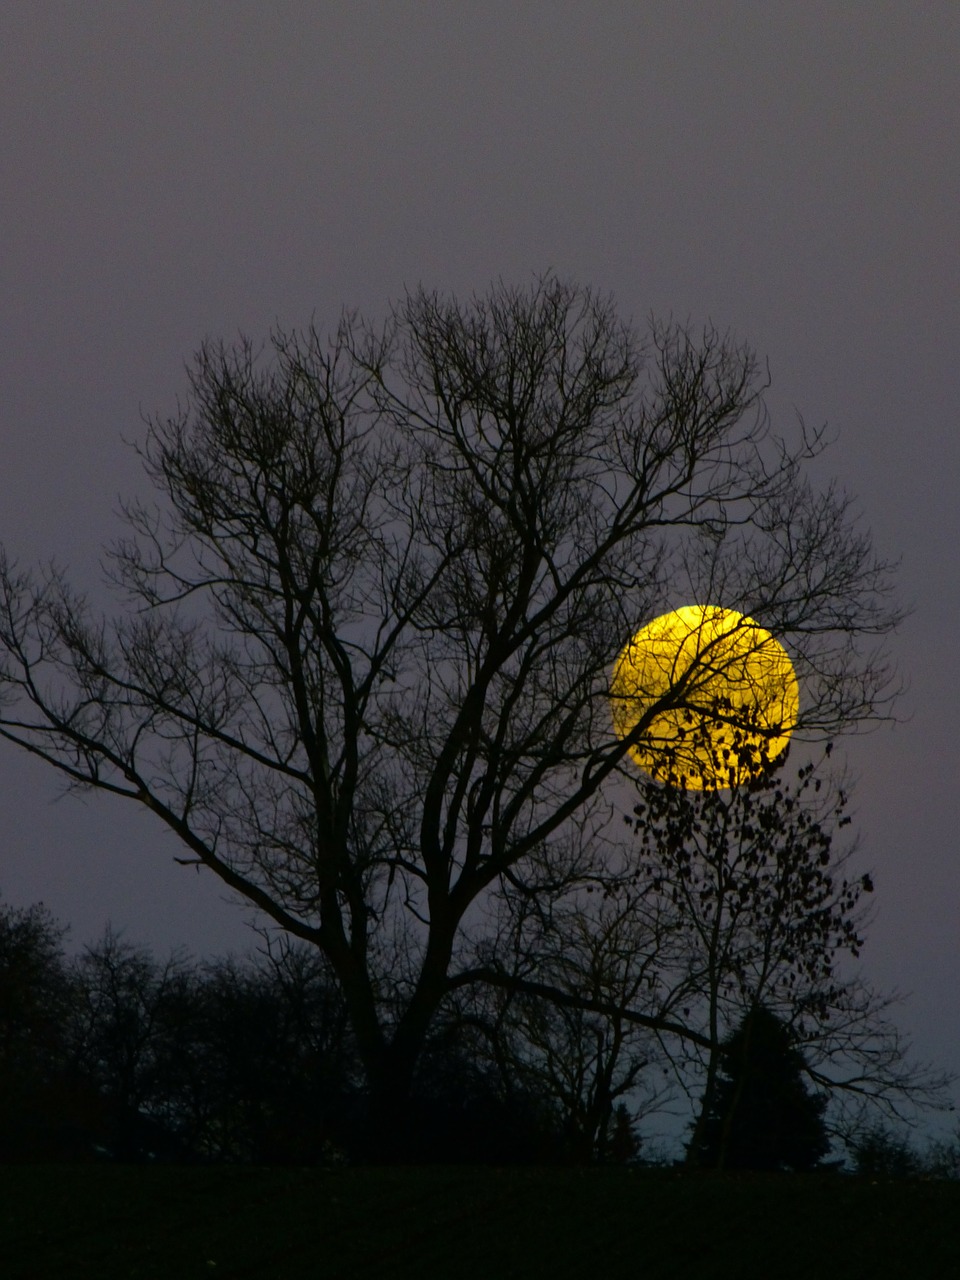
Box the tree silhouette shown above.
[0,276,901,1152]
[688,1003,830,1171]
[66,932,357,1163]
[846,1121,921,1178]
[0,896,74,1158]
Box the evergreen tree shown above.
[689,1004,830,1171]
[606,1103,641,1165]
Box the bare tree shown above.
[66,929,199,1159]
[174,947,354,1163]
[0,895,76,1156]
[0,276,900,1148]
[68,930,187,1116]
[65,930,356,1162]
[451,947,671,1164]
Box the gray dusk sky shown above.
[1,3,958,1140]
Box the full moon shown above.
[609,604,799,789]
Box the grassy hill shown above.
[2,1163,958,1279]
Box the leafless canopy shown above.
[0,276,901,1107]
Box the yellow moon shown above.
[610,605,799,789]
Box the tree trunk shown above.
[361,1048,420,1162]
[353,986,447,1163]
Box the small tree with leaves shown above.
[626,729,871,1148]
[622,721,951,1148]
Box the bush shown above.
[847,1123,921,1178]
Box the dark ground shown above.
[2,1163,958,1279]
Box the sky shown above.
[1,2,958,1145]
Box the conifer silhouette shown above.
[689,1004,830,1171]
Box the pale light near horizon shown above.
[609,605,800,789]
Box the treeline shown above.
[0,897,595,1165]
[3,893,956,1171]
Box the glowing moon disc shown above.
[610,605,799,789]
